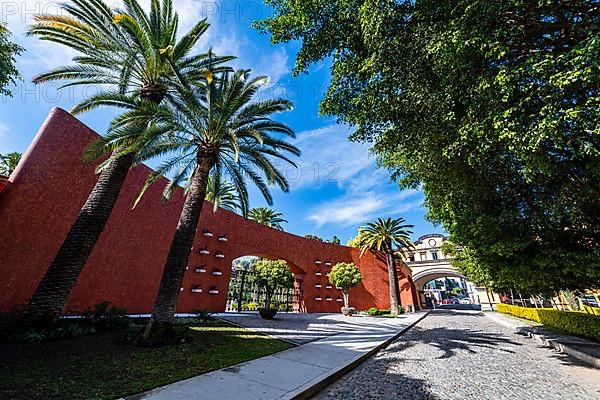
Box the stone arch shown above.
[413,267,466,291]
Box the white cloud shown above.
[308,189,423,228]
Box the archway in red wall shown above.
[225,255,306,313]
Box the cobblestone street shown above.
[314,310,600,400]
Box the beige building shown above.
[401,234,499,310]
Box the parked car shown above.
[459,297,471,304]
[449,297,460,304]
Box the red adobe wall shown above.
[0,108,416,314]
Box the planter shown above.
[258,307,278,320]
[341,307,356,316]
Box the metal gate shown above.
[226,268,304,312]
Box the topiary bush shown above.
[329,262,362,312]
[497,304,600,341]
[254,259,294,313]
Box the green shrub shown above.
[496,303,548,323]
[582,305,600,316]
[193,309,215,323]
[377,309,391,315]
[81,301,129,330]
[497,304,600,341]
[0,301,128,343]
[367,307,379,316]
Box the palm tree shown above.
[359,217,414,314]
[0,152,21,175]
[24,0,232,323]
[248,207,287,230]
[134,70,299,339]
[206,174,241,213]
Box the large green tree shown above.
[0,23,23,97]
[132,70,299,338]
[25,0,230,322]
[256,0,600,293]
[358,217,414,314]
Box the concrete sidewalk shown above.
[485,311,600,369]
[124,312,428,400]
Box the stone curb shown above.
[484,312,600,369]
[284,311,430,400]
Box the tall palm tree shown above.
[0,152,21,175]
[132,70,299,338]
[24,0,232,323]
[206,174,242,213]
[248,207,287,230]
[359,217,414,314]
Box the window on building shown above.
[431,251,439,260]
[409,254,415,262]
[420,252,427,261]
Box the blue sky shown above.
[0,0,441,243]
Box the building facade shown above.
[402,234,499,309]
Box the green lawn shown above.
[0,322,293,400]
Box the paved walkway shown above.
[218,312,409,344]
[124,312,427,400]
[314,310,600,400]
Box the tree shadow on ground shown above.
[314,372,437,400]
[384,311,523,360]
[218,312,417,344]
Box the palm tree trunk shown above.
[144,155,214,339]
[386,246,401,314]
[25,152,135,323]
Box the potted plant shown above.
[329,262,362,316]
[254,259,294,320]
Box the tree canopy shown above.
[329,262,362,291]
[254,259,295,308]
[256,0,600,293]
[0,152,21,176]
[0,23,23,97]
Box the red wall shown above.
[0,108,416,314]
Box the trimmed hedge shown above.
[497,303,600,341]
